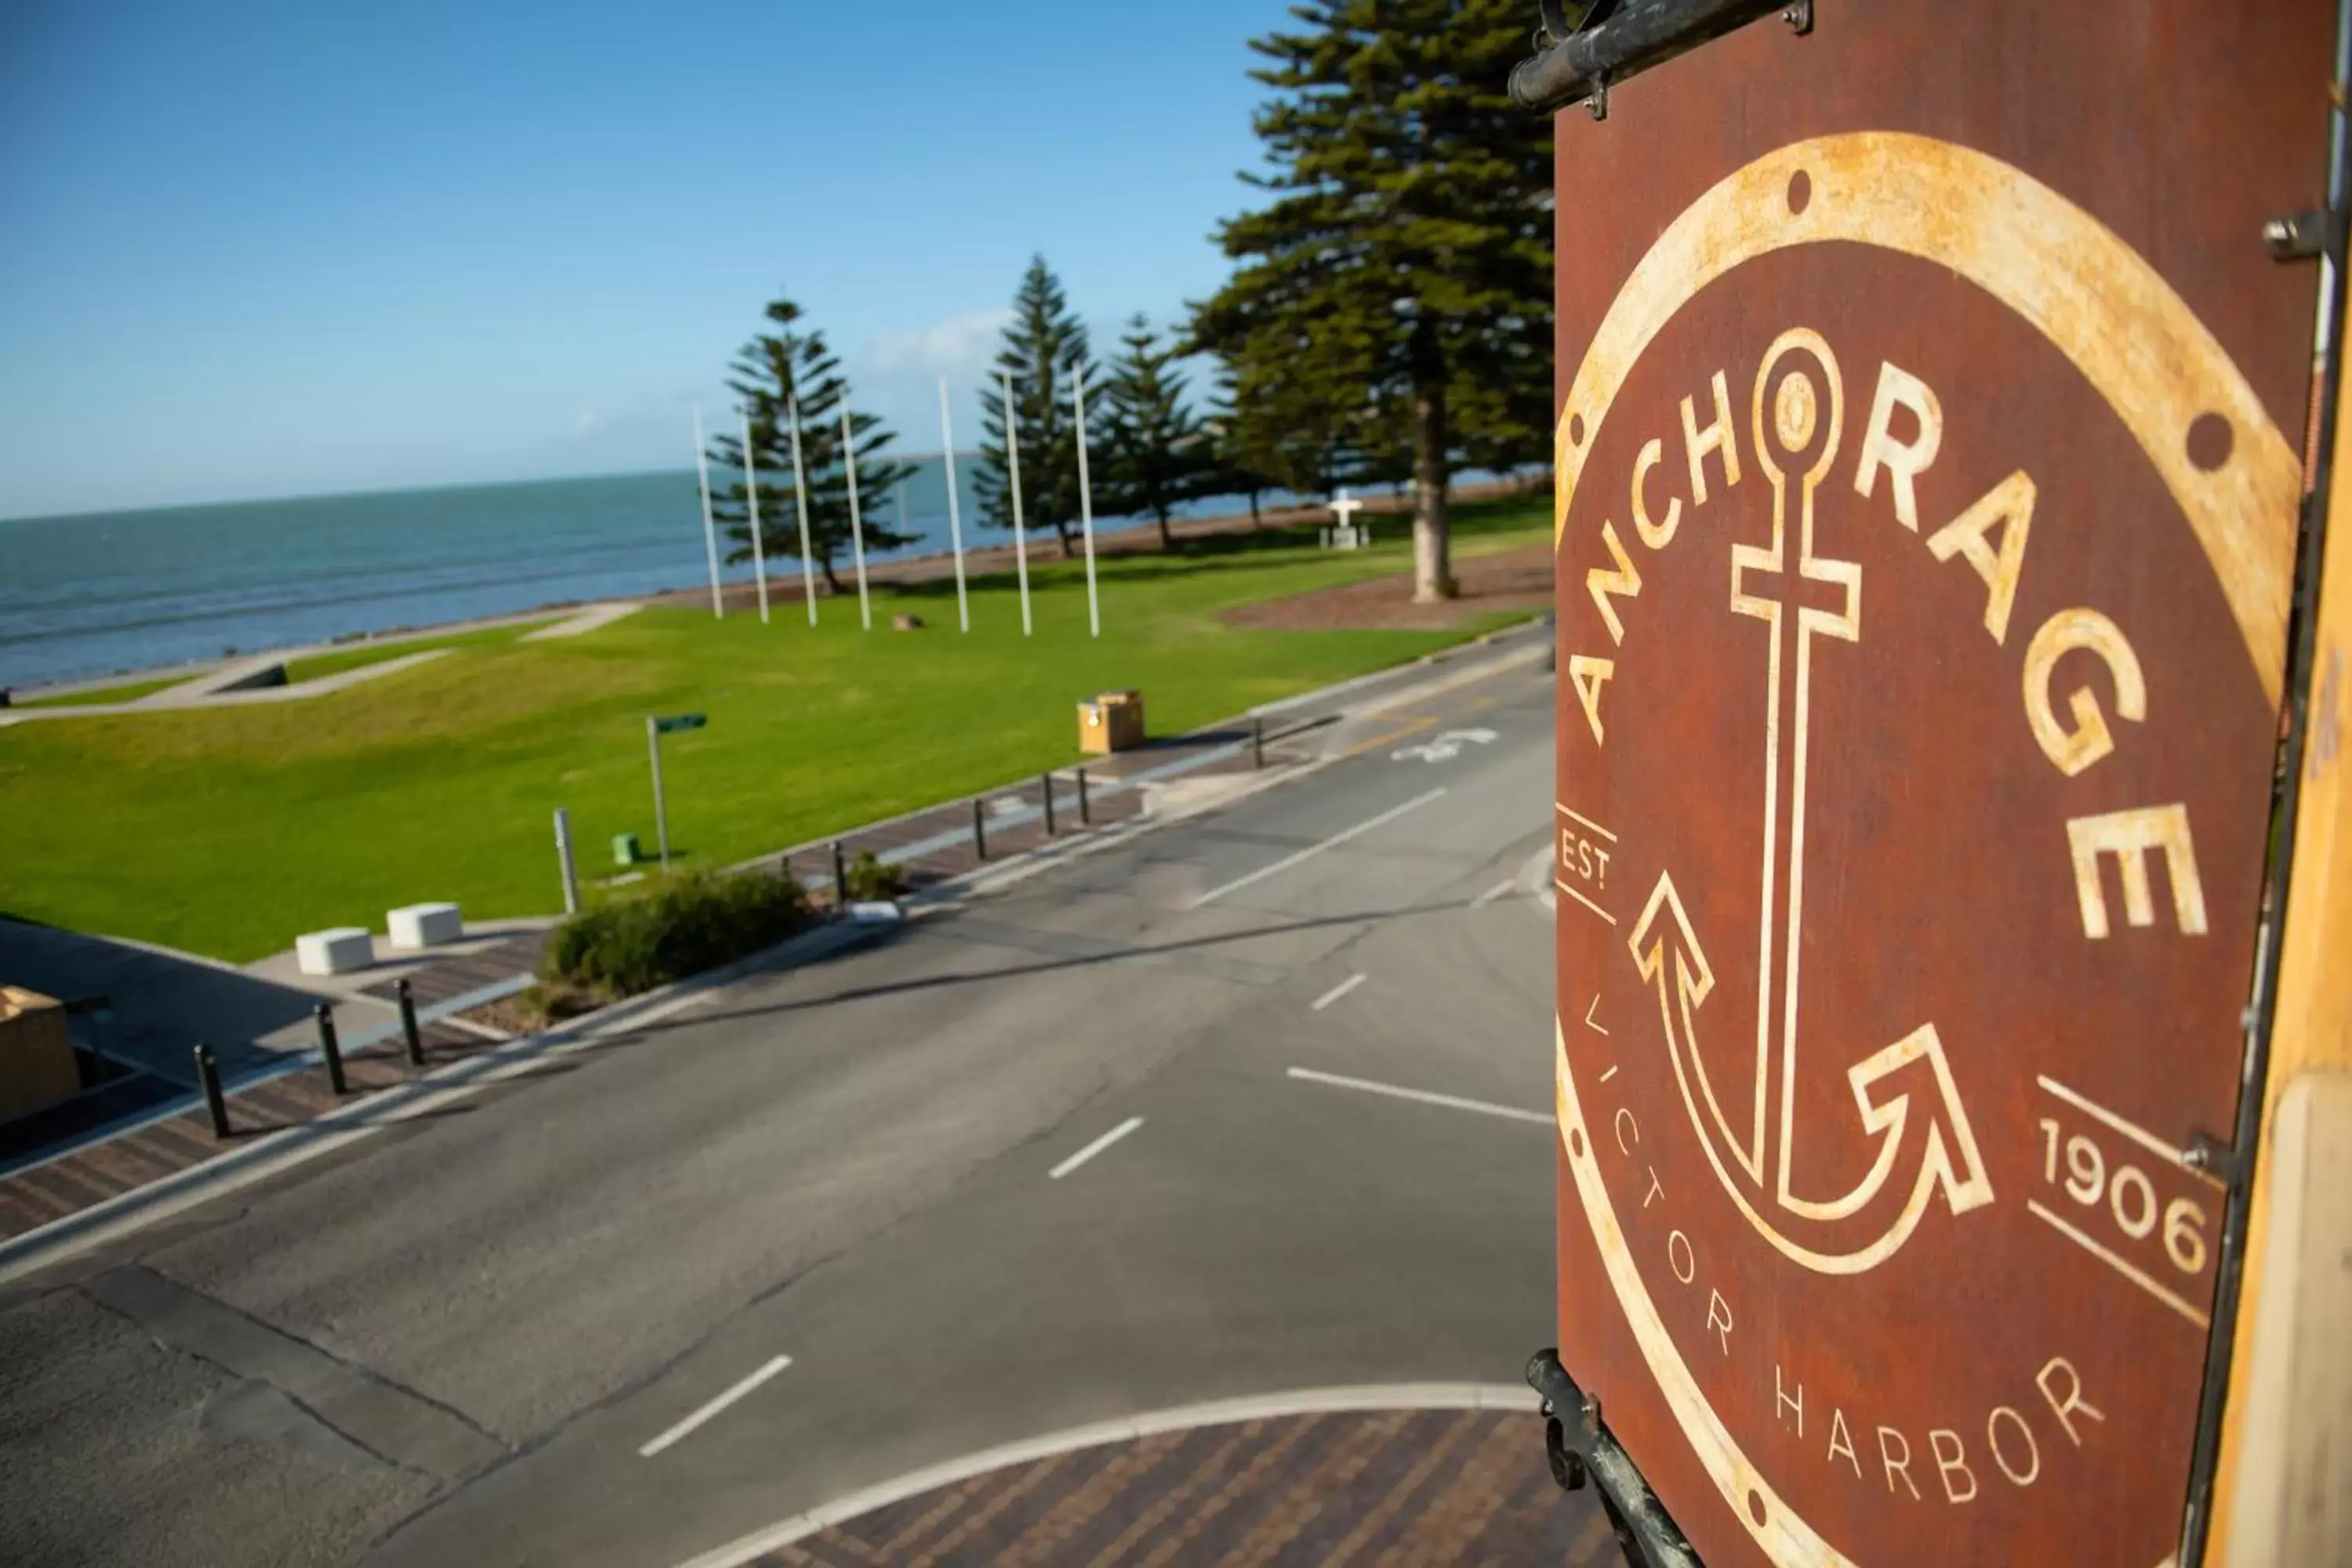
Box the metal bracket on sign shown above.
[2263,208,2331,261]
[1527,1349,1700,1568]
[1781,0,1814,34]
[2185,1130,2241,1185]
[1588,73,1610,120]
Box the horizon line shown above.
[0,451,992,528]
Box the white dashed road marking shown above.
[1048,1116,1145,1180]
[640,1356,794,1458]
[1187,787,1447,908]
[1311,974,1367,1011]
[1286,1067,1551,1127]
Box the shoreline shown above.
[6,477,1541,703]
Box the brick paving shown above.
[758,1410,1618,1567]
[0,930,553,1245]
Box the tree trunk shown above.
[1054,518,1075,558]
[1156,503,1174,552]
[822,554,845,597]
[1410,369,1454,602]
[1248,487,1262,528]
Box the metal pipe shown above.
[833,840,849,906]
[1252,716,1265,771]
[1508,0,1793,115]
[1077,768,1091,826]
[315,1003,347,1096]
[397,978,424,1068]
[647,717,671,872]
[971,797,988,861]
[194,1044,230,1139]
[1526,1349,1699,1567]
[1041,772,1055,836]
[554,806,579,915]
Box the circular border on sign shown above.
[1551,130,2297,705]
[1548,128,2288,1568]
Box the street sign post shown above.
[1525,3,2336,1564]
[645,713,707,871]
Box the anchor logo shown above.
[1628,328,1993,1276]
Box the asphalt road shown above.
[0,653,1569,1567]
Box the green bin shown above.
[612,833,642,867]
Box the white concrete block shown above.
[296,927,375,976]
[387,902,463,949]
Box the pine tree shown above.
[1102,314,1214,550]
[703,295,916,594]
[979,256,1091,558]
[1201,362,1273,528]
[1190,0,1554,601]
[1218,347,1355,505]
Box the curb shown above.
[669,1383,1543,1568]
[0,919,884,1285]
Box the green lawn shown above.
[282,619,560,684]
[18,675,183,708]
[0,501,1546,960]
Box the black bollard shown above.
[1041,772,1055,837]
[1252,715,1265,770]
[1077,767,1091,826]
[315,1002,348,1095]
[397,978,423,1068]
[832,840,849,906]
[194,1044,230,1139]
[971,797,988,860]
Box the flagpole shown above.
[742,409,770,624]
[840,399,871,632]
[787,394,817,627]
[693,408,723,619]
[1001,368,1032,637]
[1072,361,1100,638]
[938,377,969,634]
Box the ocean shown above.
[0,456,1207,690]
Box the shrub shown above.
[844,851,906,900]
[544,869,811,998]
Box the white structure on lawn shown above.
[1323,489,1369,550]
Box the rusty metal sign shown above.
[1546,4,2333,1563]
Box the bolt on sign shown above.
[1527,2,2336,1564]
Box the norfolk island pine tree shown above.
[704,295,916,595]
[978,256,1091,558]
[1101,314,1218,552]
[1190,0,1555,602]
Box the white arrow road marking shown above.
[1391,728,1500,764]
[1049,1116,1145,1179]
[639,1356,793,1458]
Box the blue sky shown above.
[0,1,1286,518]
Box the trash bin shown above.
[612,832,643,867]
[0,988,79,1122]
[1077,690,1146,755]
